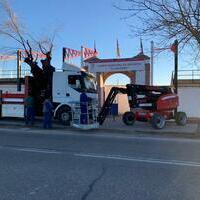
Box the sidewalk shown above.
[101,116,198,135]
[0,116,199,138]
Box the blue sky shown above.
[0,0,198,85]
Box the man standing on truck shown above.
[41,56,55,98]
[24,94,35,125]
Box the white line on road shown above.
[1,146,62,155]
[2,144,200,168]
[74,153,200,168]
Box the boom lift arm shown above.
[98,87,127,125]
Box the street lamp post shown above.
[17,50,22,91]
[173,40,178,94]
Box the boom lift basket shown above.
[71,102,99,130]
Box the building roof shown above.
[84,53,150,63]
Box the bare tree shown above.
[116,0,200,56]
[0,0,56,100]
[0,0,35,62]
[0,0,55,66]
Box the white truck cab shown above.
[52,63,97,125]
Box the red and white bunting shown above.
[64,48,82,60]
[83,47,98,59]
[63,46,98,61]
[0,55,16,61]
[20,50,46,59]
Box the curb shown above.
[98,128,199,139]
[0,121,199,140]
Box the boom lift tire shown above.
[123,111,135,126]
[151,113,166,129]
[175,111,187,126]
[58,106,71,126]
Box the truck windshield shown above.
[83,74,96,93]
[68,75,83,92]
[68,73,97,93]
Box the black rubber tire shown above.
[58,106,71,126]
[175,112,187,126]
[122,111,135,126]
[151,113,166,129]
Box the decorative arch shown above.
[103,71,135,85]
[96,71,136,106]
[84,54,151,107]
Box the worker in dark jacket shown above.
[80,92,88,124]
[24,95,35,125]
[43,97,53,129]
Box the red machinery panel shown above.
[157,94,179,111]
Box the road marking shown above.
[1,146,62,155]
[1,144,200,167]
[74,153,200,167]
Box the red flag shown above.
[170,42,177,53]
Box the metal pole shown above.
[150,41,154,85]
[81,46,84,67]
[0,90,2,118]
[62,48,65,63]
[174,40,178,94]
[17,50,22,91]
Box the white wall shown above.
[104,85,130,114]
[0,84,25,93]
[178,87,200,118]
[135,71,145,85]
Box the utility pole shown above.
[81,46,84,67]
[173,40,178,94]
[62,48,66,63]
[150,41,154,85]
[17,50,22,91]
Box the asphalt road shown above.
[0,127,200,200]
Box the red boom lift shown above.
[98,84,187,129]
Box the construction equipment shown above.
[0,62,98,127]
[98,84,187,129]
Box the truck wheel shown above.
[175,112,187,126]
[122,111,135,126]
[58,107,71,126]
[151,113,166,129]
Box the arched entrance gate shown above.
[85,53,151,107]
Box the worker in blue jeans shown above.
[80,92,88,124]
[24,95,35,125]
[43,97,53,129]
